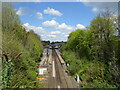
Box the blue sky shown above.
[13,2,96,26]
[12,2,117,42]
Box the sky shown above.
[12,1,118,42]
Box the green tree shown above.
[2,3,43,88]
[61,9,119,88]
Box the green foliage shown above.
[78,60,105,81]
[2,3,43,88]
[2,60,14,87]
[80,80,116,88]
[91,80,117,88]
[63,29,92,59]
[62,50,81,76]
[61,9,119,88]
[42,41,50,46]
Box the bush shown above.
[2,3,43,88]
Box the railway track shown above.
[52,49,68,88]
[47,48,79,89]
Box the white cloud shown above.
[22,23,63,41]
[50,31,61,34]
[42,20,75,31]
[22,23,45,34]
[36,12,43,19]
[23,21,85,42]
[23,23,29,27]
[57,23,75,31]
[48,35,57,38]
[41,20,86,41]
[44,7,63,16]
[92,7,98,13]
[16,7,29,16]
[64,34,69,37]
[61,33,65,35]
[76,24,86,29]
[42,20,59,28]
